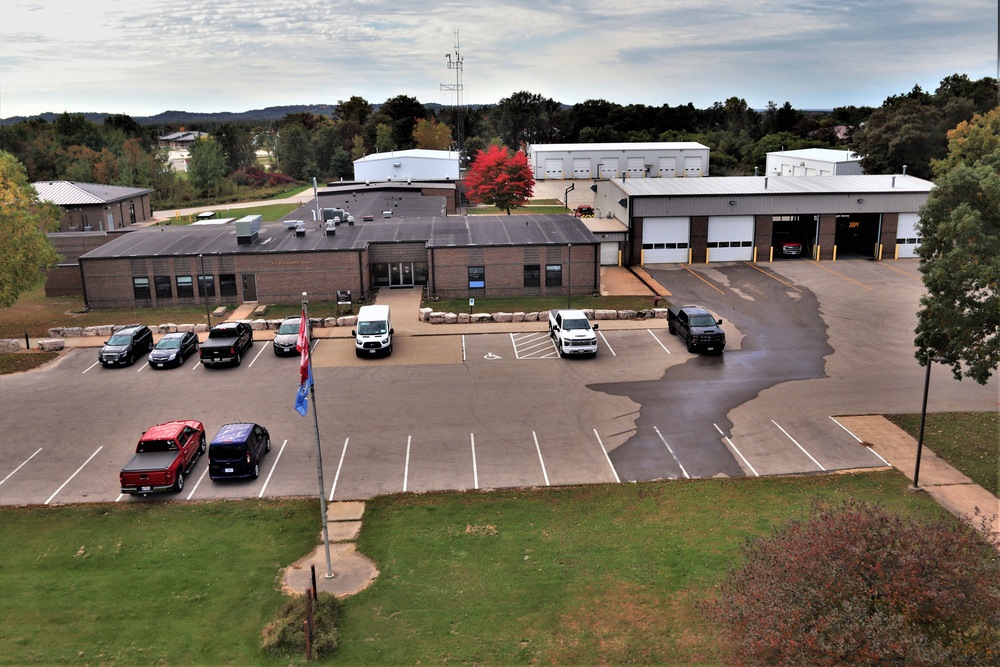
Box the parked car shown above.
[99,324,154,367]
[273,316,309,356]
[208,423,271,480]
[148,331,199,369]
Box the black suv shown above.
[99,324,154,367]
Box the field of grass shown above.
[424,294,662,314]
[0,471,956,666]
[884,412,999,495]
[164,202,301,225]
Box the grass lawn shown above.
[164,202,301,225]
[425,294,662,314]
[0,471,960,666]
[884,412,999,495]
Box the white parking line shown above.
[328,437,350,501]
[136,362,148,373]
[83,361,101,373]
[648,330,671,354]
[593,429,620,483]
[771,420,825,470]
[259,439,288,498]
[598,331,616,356]
[462,335,467,362]
[248,344,268,367]
[829,417,890,465]
[532,431,550,486]
[714,423,759,477]
[653,426,690,478]
[187,466,210,500]
[470,433,479,490]
[45,446,102,505]
[403,435,412,492]
[0,447,42,486]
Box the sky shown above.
[1,0,997,119]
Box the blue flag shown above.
[295,363,312,416]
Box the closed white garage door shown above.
[626,157,646,178]
[708,216,754,261]
[642,217,690,263]
[599,158,619,179]
[658,157,676,177]
[601,242,620,265]
[572,158,591,179]
[896,213,921,258]
[684,156,704,177]
[544,158,563,179]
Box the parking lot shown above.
[1,259,997,506]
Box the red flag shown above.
[296,306,310,385]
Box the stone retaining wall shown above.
[419,307,668,324]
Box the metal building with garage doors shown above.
[527,142,710,181]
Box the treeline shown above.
[0,74,993,211]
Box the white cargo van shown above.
[352,305,393,357]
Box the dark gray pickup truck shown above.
[667,305,726,354]
[199,321,254,367]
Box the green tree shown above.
[380,95,427,150]
[709,500,1000,667]
[350,135,367,161]
[915,107,1000,384]
[0,151,61,309]
[463,145,534,214]
[412,118,452,150]
[276,123,312,180]
[374,123,393,154]
[214,123,257,173]
[187,136,228,196]
[336,96,373,125]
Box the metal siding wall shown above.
[632,193,929,218]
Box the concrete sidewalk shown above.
[839,415,999,548]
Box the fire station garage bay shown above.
[593,173,932,264]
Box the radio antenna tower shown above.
[441,29,464,153]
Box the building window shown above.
[132,277,150,300]
[198,274,215,297]
[176,275,193,298]
[219,274,238,298]
[523,264,540,287]
[154,276,172,299]
[545,264,562,287]
[468,266,485,289]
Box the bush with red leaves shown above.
[230,166,297,188]
[708,500,1000,667]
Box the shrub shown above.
[260,592,341,659]
[708,500,1000,667]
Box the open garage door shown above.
[642,217,690,263]
[895,213,921,258]
[708,216,754,261]
[835,213,881,258]
[544,158,564,179]
[572,158,591,179]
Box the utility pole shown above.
[441,29,465,154]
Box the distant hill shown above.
[0,104,339,127]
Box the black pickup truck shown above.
[199,321,254,367]
[667,305,726,354]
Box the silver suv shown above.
[99,324,154,367]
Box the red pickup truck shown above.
[120,420,206,495]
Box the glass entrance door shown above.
[389,262,414,287]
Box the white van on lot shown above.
[352,305,393,357]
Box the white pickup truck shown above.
[548,309,599,357]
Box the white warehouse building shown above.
[527,142,710,180]
[765,148,864,177]
[353,149,460,182]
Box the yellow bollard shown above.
[706,247,710,264]
[832,245,837,262]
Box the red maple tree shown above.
[463,145,534,214]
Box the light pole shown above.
[567,244,572,309]
[912,354,948,490]
[199,254,211,329]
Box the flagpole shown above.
[303,292,334,579]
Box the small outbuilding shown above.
[33,181,155,232]
[526,142,711,180]
[353,149,460,183]
[765,148,864,177]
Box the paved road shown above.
[1,258,996,506]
